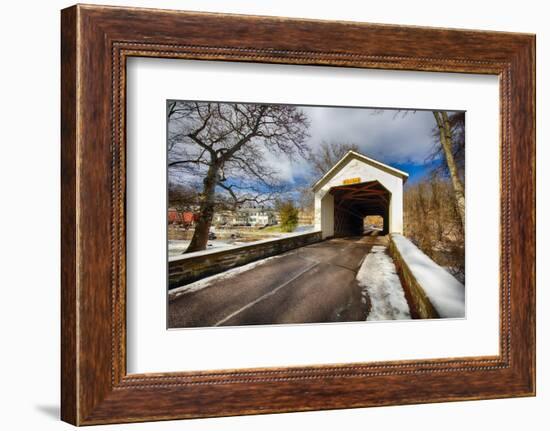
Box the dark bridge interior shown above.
[331,180,390,237]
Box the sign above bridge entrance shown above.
[343,177,361,185]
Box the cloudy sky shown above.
[265,105,453,186]
[168,101,463,193]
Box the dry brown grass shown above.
[403,178,465,283]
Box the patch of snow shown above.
[169,230,321,261]
[168,254,284,299]
[391,234,465,318]
[365,226,383,232]
[293,225,314,233]
[357,245,411,321]
[168,240,235,257]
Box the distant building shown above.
[168,208,182,224]
[232,211,250,226]
[213,207,277,227]
[182,212,197,225]
[213,211,233,226]
[247,208,277,226]
[168,208,197,227]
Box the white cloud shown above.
[301,106,439,166]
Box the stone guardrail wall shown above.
[169,231,322,290]
[388,234,465,319]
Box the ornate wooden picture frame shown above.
[61,4,535,425]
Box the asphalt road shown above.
[168,234,385,328]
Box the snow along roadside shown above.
[356,245,411,321]
[391,234,465,318]
[168,254,284,300]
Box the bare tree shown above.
[427,111,465,180]
[432,111,465,227]
[296,185,314,217]
[377,109,466,229]
[307,140,360,178]
[404,176,465,283]
[168,182,199,212]
[168,101,310,252]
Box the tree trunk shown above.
[433,111,466,229]
[185,163,220,253]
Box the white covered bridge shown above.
[313,151,408,238]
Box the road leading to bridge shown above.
[168,234,388,328]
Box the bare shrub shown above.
[404,176,465,283]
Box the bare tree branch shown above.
[167,101,310,252]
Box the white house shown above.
[248,209,277,226]
[312,151,408,239]
[213,211,233,225]
[214,207,277,226]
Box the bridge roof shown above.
[311,150,409,192]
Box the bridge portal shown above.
[312,151,408,239]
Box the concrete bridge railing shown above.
[388,234,465,319]
[169,230,322,289]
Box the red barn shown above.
[182,212,195,224]
[167,208,182,224]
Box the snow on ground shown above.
[357,245,411,321]
[169,225,317,258]
[168,239,245,257]
[168,254,282,299]
[293,225,314,233]
[391,234,465,318]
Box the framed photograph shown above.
[61,4,535,425]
